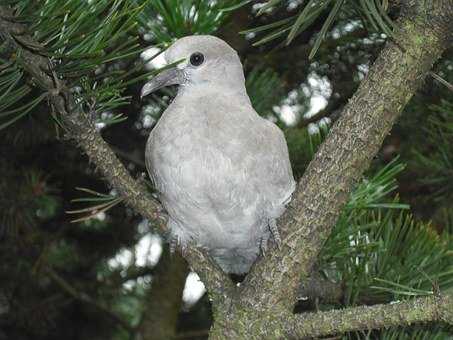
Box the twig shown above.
[430,71,453,93]
[297,108,332,128]
[295,97,346,129]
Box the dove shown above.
[141,35,295,274]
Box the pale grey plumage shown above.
[143,35,295,274]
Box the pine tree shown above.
[0,1,452,339]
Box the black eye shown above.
[190,52,204,66]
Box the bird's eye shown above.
[190,52,204,67]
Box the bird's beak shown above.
[141,67,185,99]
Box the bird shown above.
[141,35,295,274]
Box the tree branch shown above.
[211,292,453,339]
[0,5,235,305]
[284,294,453,338]
[241,1,453,312]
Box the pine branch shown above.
[211,293,453,338]
[284,294,453,338]
[0,4,235,306]
[240,0,453,313]
[296,103,341,129]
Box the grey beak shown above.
[141,67,185,98]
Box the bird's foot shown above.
[269,219,281,249]
[260,235,269,256]
[169,236,179,255]
[169,235,189,257]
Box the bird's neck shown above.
[177,82,251,104]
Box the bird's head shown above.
[141,35,246,98]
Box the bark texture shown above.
[285,294,453,338]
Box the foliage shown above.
[285,126,327,179]
[413,100,453,202]
[137,0,247,43]
[245,66,284,119]
[1,0,151,131]
[241,0,394,56]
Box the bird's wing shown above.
[203,99,296,217]
[249,112,296,217]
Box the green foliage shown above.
[242,0,394,57]
[67,187,123,224]
[437,207,453,235]
[0,166,60,237]
[379,326,453,340]
[245,66,284,119]
[346,160,408,210]
[285,126,327,179]
[344,325,453,340]
[1,0,152,130]
[322,159,453,306]
[413,100,453,202]
[138,0,246,43]
[46,239,81,270]
[0,65,46,130]
[284,133,450,314]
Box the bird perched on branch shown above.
[141,35,295,274]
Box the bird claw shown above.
[169,236,178,255]
[260,236,268,256]
[169,235,189,257]
[269,219,281,249]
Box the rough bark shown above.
[284,294,453,338]
[209,294,453,339]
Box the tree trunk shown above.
[139,250,189,340]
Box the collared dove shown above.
[141,35,295,274]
